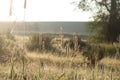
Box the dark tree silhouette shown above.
[76,0,120,42]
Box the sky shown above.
[0,0,93,21]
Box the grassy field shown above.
[0,35,120,80]
[0,52,120,80]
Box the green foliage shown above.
[87,22,108,43]
[58,77,68,80]
[77,0,120,42]
[82,44,105,67]
[103,44,120,57]
[26,33,54,52]
[43,35,53,50]
[63,35,86,50]
[82,42,120,67]
[26,34,39,51]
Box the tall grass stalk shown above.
[22,56,25,78]
[110,68,113,80]
[57,73,65,80]
[10,62,15,80]
[10,51,15,80]
[39,60,41,79]
[74,69,77,80]
[92,70,95,80]
[39,60,44,78]
[101,65,104,80]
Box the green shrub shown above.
[26,33,54,52]
[63,35,86,51]
[82,44,105,67]
[26,34,39,51]
[82,43,120,67]
[103,45,120,57]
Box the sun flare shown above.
[0,0,92,21]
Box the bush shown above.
[63,35,86,51]
[82,43,120,67]
[103,44,120,57]
[26,34,40,51]
[82,44,105,67]
[0,35,25,63]
[26,33,54,52]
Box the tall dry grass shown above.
[0,35,119,80]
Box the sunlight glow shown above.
[0,0,92,21]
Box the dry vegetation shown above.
[0,34,120,80]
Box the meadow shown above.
[0,32,120,80]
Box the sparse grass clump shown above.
[0,35,5,53]
[0,34,25,63]
[5,29,15,41]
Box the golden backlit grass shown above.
[0,51,120,80]
[0,36,119,80]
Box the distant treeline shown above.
[0,22,88,35]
